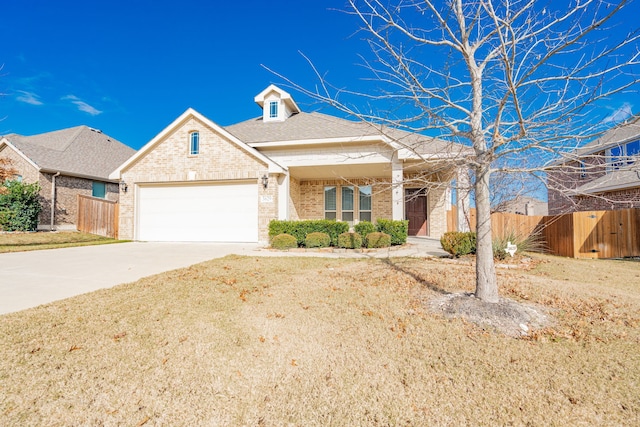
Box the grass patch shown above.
[1,255,639,425]
[0,231,124,253]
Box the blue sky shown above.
[1,0,364,148]
[1,0,638,150]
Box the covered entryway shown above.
[405,188,428,236]
[137,181,258,242]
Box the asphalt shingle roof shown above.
[577,115,640,155]
[225,111,461,156]
[3,126,135,180]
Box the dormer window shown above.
[269,101,278,119]
[190,131,199,155]
[254,84,301,123]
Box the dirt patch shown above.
[429,292,553,337]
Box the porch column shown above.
[277,173,289,220]
[392,157,404,221]
[456,167,471,232]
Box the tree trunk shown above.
[474,165,498,302]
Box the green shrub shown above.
[365,232,391,248]
[270,233,298,250]
[376,219,408,245]
[337,232,362,249]
[440,231,477,257]
[354,221,376,246]
[0,180,42,231]
[269,220,349,246]
[304,232,331,248]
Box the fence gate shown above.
[77,195,119,239]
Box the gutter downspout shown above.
[50,172,60,231]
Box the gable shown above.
[112,109,285,180]
[0,140,40,183]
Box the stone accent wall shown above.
[118,116,274,241]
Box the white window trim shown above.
[189,131,200,155]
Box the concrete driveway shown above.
[0,237,447,315]
[0,242,260,315]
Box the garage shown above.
[137,181,258,242]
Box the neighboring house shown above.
[547,116,640,215]
[493,196,549,216]
[110,85,470,243]
[0,126,135,230]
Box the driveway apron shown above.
[0,242,259,315]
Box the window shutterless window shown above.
[190,131,200,155]
[359,185,372,222]
[92,181,106,198]
[324,186,337,219]
[269,101,278,119]
[341,186,354,223]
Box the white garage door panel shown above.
[138,183,258,242]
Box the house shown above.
[0,126,135,230]
[493,196,549,216]
[547,116,640,215]
[110,85,470,243]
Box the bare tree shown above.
[269,0,640,303]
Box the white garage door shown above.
[137,182,258,242]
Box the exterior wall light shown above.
[261,174,269,189]
[120,181,128,193]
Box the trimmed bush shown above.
[0,180,42,231]
[354,221,376,246]
[376,219,408,245]
[440,231,477,257]
[269,220,349,246]
[270,233,297,250]
[305,232,331,248]
[365,232,391,248]
[337,232,362,249]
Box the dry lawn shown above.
[1,254,639,426]
[0,231,121,253]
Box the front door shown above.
[405,189,428,236]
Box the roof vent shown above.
[89,127,103,134]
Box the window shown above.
[342,186,354,223]
[359,185,372,222]
[608,139,640,170]
[190,131,200,155]
[324,186,337,219]
[92,181,106,198]
[13,174,23,182]
[269,101,278,119]
[325,185,373,223]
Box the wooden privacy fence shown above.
[447,207,640,259]
[77,195,119,239]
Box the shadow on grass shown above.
[378,257,450,295]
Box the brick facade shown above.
[0,145,118,229]
[115,112,454,241]
[547,150,639,214]
[118,117,276,242]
